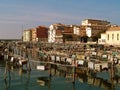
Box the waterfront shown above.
[0,41,120,90]
[0,60,120,90]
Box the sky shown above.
[0,0,120,39]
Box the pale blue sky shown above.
[0,0,120,39]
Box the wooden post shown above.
[4,61,8,80]
[49,63,51,77]
[72,57,76,84]
[110,55,115,79]
[27,58,31,71]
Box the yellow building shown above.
[106,26,120,46]
[23,30,32,42]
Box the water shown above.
[0,61,120,90]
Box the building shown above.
[98,33,106,44]
[106,26,120,46]
[23,26,48,42]
[31,28,37,42]
[23,29,32,42]
[80,19,110,42]
[81,19,110,26]
[36,26,48,42]
[48,23,73,43]
[98,26,120,46]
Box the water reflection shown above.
[37,76,50,86]
[3,61,31,90]
[77,72,120,90]
[49,67,120,90]
[1,60,120,90]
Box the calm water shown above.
[0,61,120,90]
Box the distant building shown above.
[23,29,32,42]
[81,19,110,26]
[98,26,120,46]
[98,33,106,44]
[36,26,48,42]
[48,23,73,43]
[80,19,110,42]
[73,25,80,35]
[31,28,37,42]
[106,26,120,46]
[22,19,111,43]
[23,26,48,42]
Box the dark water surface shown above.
[0,61,120,90]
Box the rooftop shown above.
[108,26,120,31]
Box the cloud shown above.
[0,1,85,25]
[0,10,84,26]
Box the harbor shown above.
[0,41,120,90]
[0,0,120,90]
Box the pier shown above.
[0,41,120,89]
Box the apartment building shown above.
[81,19,110,26]
[36,26,48,42]
[23,26,48,42]
[48,23,73,43]
[80,19,110,42]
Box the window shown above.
[112,34,114,40]
[117,33,119,40]
[107,34,109,40]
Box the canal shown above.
[0,60,120,90]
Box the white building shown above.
[106,26,120,46]
[48,23,73,43]
[48,24,56,43]
[73,26,80,35]
[98,26,120,46]
[98,33,106,44]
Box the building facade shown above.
[80,19,110,42]
[23,29,32,42]
[98,26,120,46]
[31,28,37,42]
[106,26,120,46]
[48,23,73,43]
[36,26,48,42]
[23,26,48,42]
[98,33,106,44]
[81,19,110,26]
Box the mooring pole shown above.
[72,57,76,84]
[4,61,8,80]
[49,63,51,77]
